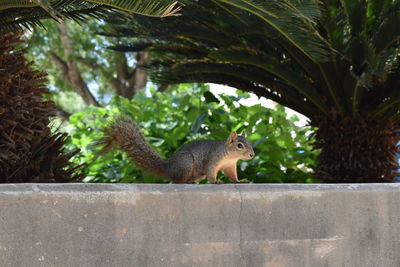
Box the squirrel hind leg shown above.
[166,152,195,184]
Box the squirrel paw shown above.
[235,179,250,183]
[213,180,224,184]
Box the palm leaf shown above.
[366,0,393,33]
[150,63,315,117]
[0,0,181,33]
[372,8,400,54]
[214,0,332,62]
[341,0,367,35]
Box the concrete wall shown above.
[1,183,400,267]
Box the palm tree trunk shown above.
[0,32,82,182]
[311,116,399,183]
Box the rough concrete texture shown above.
[1,184,400,267]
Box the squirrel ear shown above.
[241,130,247,137]
[227,131,238,144]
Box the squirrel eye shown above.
[237,143,244,149]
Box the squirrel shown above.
[98,117,255,184]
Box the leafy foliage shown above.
[67,84,317,183]
[25,18,154,111]
[26,19,118,110]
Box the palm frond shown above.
[371,7,400,54]
[366,0,393,33]
[214,0,332,62]
[341,0,367,35]
[150,63,315,117]
[0,0,181,33]
[209,47,329,114]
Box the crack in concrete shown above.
[234,184,245,267]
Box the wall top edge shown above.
[0,183,399,194]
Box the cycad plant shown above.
[0,33,81,182]
[107,0,400,182]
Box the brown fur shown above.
[98,117,166,176]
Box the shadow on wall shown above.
[397,142,400,182]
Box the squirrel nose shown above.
[249,153,254,158]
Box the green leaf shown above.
[190,112,208,133]
[203,91,220,103]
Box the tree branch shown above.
[127,51,148,98]
[54,106,71,121]
[158,84,169,92]
[116,53,129,79]
[111,51,148,99]
[110,78,123,96]
[48,53,69,79]
[58,21,73,58]
[75,56,101,70]
[55,20,100,107]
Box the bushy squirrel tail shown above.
[97,117,166,177]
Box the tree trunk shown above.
[111,51,148,99]
[130,51,148,98]
[311,116,399,183]
[51,21,100,107]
